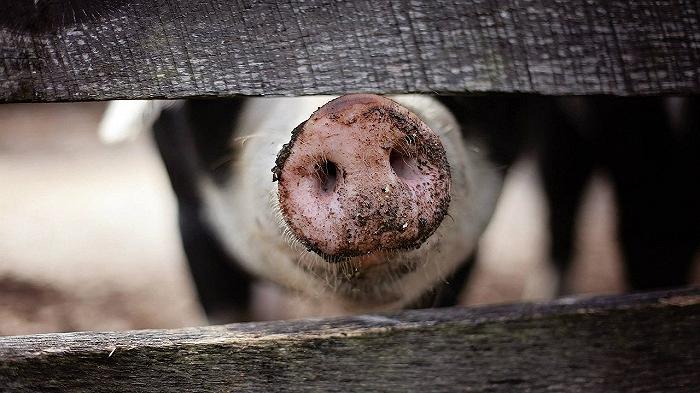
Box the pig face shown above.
[199,94,503,312]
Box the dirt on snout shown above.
[274,95,451,260]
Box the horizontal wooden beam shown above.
[1,0,699,102]
[1,287,699,391]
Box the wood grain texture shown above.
[1,0,699,102]
[1,288,699,392]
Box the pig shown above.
[100,94,525,322]
[101,94,699,322]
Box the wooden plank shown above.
[1,0,699,102]
[0,288,698,392]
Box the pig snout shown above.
[272,94,451,260]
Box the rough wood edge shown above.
[2,0,699,102]
[2,287,698,352]
[0,287,698,392]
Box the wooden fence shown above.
[1,1,699,391]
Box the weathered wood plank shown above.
[1,288,698,392]
[1,0,699,102]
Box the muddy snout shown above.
[272,94,451,260]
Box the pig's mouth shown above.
[305,246,434,306]
[315,249,421,271]
[295,246,422,274]
[352,252,391,268]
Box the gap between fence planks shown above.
[0,287,698,392]
[1,0,699,103]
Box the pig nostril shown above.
[389,149,420,180]
[314,160,338,194]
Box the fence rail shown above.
[1,0,699,102]
[1,288,698,392]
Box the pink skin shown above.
[275,94,451,262]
